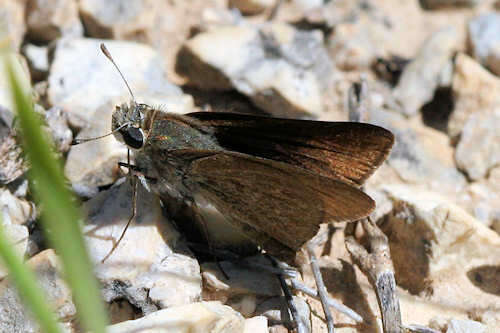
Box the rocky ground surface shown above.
[0,0,499,332]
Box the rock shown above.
[468,13,500,75]
[0,0,26,51]
[79,0,227,83]
[449,53,500,139]
[202,256,282,297]
[48,38,194,128]
[458,168,500,228]
[0,132,26,185]
[176,23,334,118]
[64,101,127,189]
[23,44,49,81]
[368,108,467,194]
[326,4,391,71]
[328,22,385,71]
[25,0,83,42]
[380,184,500,320]
[229,0,277,15]
[226,294,258,318]
[79,0,162,39]
[83,180,202,313]
[420,0,483,9]
[486,43,500,76]
[107,301,255,333]
[455,111,500,180]
[256,296,310,331]
[0,53,32,124]
[393,26,459,116]
[456,167,500,234]
[108,300,137,325]
[0,188,34,225]
[0,223,28,279]
[200,6,244,32]
[244,316,268,333]
[293,0,324,11]
[446,319,486,333]
[0,249,75,332]
[44,107,73,153]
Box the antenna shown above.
[71,122,129,145]
[100,43,136,103]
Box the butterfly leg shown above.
[101,176,138,263]
[101,155,150,263]
[266,255,309,333]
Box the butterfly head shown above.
[112,101,152,150]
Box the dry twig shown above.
[306,241,335,333]
[345,218,402,333]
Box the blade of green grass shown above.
[0,219,62,333]
[4,54,108,333]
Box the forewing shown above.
[186,152,375,254]
[188,112,394,186]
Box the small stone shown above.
[457,167,500,228]
[84,181,202,313]
[227,294,258,317]
[25,0,83,42]
[229,0,277,15]
[0,0,26,51]
[79,0,161,39]
[294,0,324,11]
[369,108,466,194]
[328,15,389,71]
[108,300,137,325]
[202,256,282,297]
[244,316,268,333]
[449,53,500,139]
[44,107,73,153]
[0,132,27,185]
[446,319,486,333]
[107,301,248,333]
[455,111,500,180]
[420,0,483,9]
[0,53,32,123]
[23,44,49,81]
[64,101,127,189]
[48,38,194,128]
[381,184,500,314]
[78,1,224,83]
[393,26,459,116]
[0,188,34,226]
[0,223,28,279]
[256,296,310,330]
[177,23,334,118]
[0,249,76,332]
[468,13,500,75]
[486,43,500,76]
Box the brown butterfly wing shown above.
[187,112,394,186]
[185,152,375,257]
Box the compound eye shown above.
[120,127,144,149]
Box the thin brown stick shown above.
[347,78,370,123]
[290,278,363,323]
[306,242,334,333]
[345,218,402,333]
